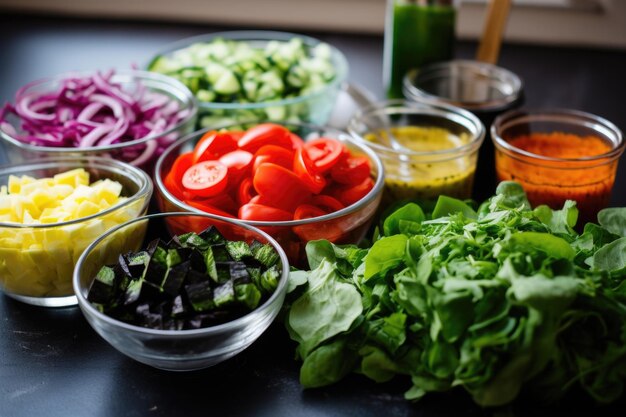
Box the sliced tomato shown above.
[294,204,327,220]
[310,194,345,213]
[188,193,238,215]
[252,145,294,171]
[331,155,371,185]
[293,147,326,194]
[237,123,293,153]
[289,133,305,149]
[333,177,374,207]
[253,162,311,211]
[219,149,253,185]
[249,194,274,206]
[303,138,346,173]
[239,203,293,222]
[238,177,257,206]
[182,161,228,198]
[193,131,238,163]
[185,199,236,218]
[228,130,245,141]
[163,151,194,200]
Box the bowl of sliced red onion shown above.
[0,70,197,171]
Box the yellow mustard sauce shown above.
[365,126,475,201]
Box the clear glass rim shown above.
[154,121,385,227]
[347,99,486,159]
[0,69,198,152]
[73,212,290,337]
[145,30,349,110]
[403,59,523,111]
[0,156,153,229]
[491,108,625,164]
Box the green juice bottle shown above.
[384,0,456,99]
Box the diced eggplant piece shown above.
[211,244,232,262]
[167,235,184,249]
[214,280,235,308]
[179,232,209,250]
[185,317,204,330]
[126,251,150,278]
[215,262,233,284]
[235,283,262,310]
[230,262,250,285]
[185,281,215,312]
[166,248,183,268]
[204,246,218,282]
[124,279,142,305]
[252,242,279,267]
[189,249,207,273]
[162,260,189,297]
[145,238,162,256]
[225,241,253,261]
[198,225,226,244]
[171,295,187,317]
[87,266,117,304]
[139,281,164,303]
[135,303,151,318]
[143,257,167,287]
[185,269,210,285]
[260,265,280,293]
[152,246,168,266]
[119,253,132,276]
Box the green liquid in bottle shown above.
[384,1,456,99]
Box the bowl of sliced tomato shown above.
[154,122,384,267]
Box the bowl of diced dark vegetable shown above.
[146,31,348,128]
[72,212,289,371]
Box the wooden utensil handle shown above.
[476,0,513,64]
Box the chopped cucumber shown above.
[147,36,338,126]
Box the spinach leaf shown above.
[593,237,626,273]
[364,235,408,280]
[383,202,424,236]
[598,207,626,237]
[288,259,363,356]
[432,195,477,220]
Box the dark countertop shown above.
[1,13,626,417]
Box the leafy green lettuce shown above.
[285,182,626,407]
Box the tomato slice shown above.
[303,138,346,173]
[187,193,238,215]
[237,123,293,153]
[294,204,327,220]
[193,131,238,163]
[182,161,228,198]
[252,145,294,171]
[310,195,345,213]
[331,155,371,185]
[333,177,374,207]
[239,203,293,221]
[185,199,236,218]
[163,151,194,200]
[219,149,253,186]
[293,147,327,194]
[253,162,311,211]
[289,133,305,149]
[238,177,257,206]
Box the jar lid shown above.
[403,60,523,112]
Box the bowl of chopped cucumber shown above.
[73,212,289,371]
[147,31,348,129]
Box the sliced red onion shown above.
[0,70,191,167]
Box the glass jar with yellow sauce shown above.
[348,100,484,203]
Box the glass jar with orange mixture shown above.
[492,109,624,224]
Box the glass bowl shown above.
[146,31,349,129]
[0,70,198,172]
[403,60,523,200]
[348,99,484,204]
[73,212,290,371]
[154,122,384,267]
[0,157,152,307]
[492,108,624,224]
